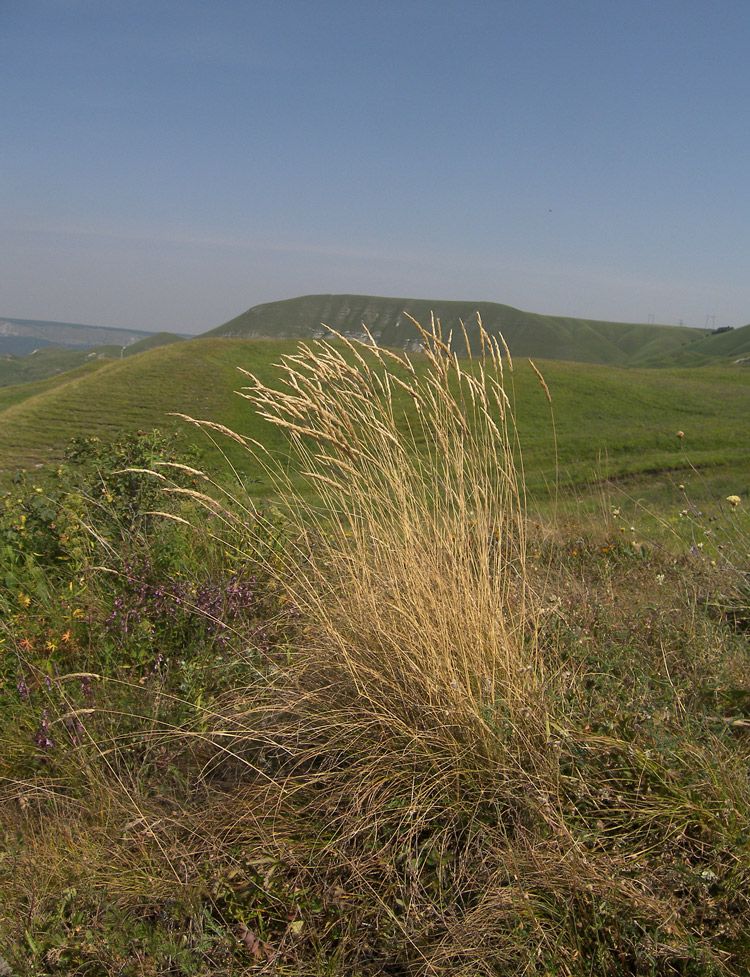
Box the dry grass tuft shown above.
[236,315,544,750]
[202,319,750,974]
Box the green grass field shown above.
[1,336,748,518]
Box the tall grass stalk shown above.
[192,319,750,974]
[177,319,567,970]
[236,316,544,744]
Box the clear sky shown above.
[2,0,749,334]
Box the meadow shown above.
[1,323,749,975]
[1,334,749,507]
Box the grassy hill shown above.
[1,335,748,513]
[637,321,750,366]
[0,331,185,387]
[0,338,298,479]
[4,329,750,974]
[6,296,746,391]
[4,313,750,975]
[0,316,157,356]
[206,293,714,366]
[122,330,185,355]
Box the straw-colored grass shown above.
[184,318,556,972]
[237,316,540,730]
[181,318,750,973]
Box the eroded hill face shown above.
[204,293,721,366]
[5,296,748,396]
[0,317,156,357]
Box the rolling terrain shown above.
[1,335,748,510]
[2,296,748,512]
[4,329,750,975]
[207,293,729,366]
[0,331,185,387]
[0,316,157,356]
[5,295,750,390]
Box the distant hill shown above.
[122,331,185,355]
[5,297,748,394]
[0,317,156,357]
[0,329,185,387]
[636,321,750,366]
[204,294,715,367]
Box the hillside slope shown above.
[0,338,297,476]
[205,294,709,366]
[637,322,750,366]
[0,316,155,356]
[0,331,185,387]
[1,337,748,505]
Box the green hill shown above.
[1,336,748,509]
[5,296,744,392]
[0,316,156,356]
[122,331,185,355]
[0,332,185,387]
[205,293,712,366]
[0,338,297,478]
[636,322,750,366]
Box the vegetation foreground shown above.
[1,322,749,975]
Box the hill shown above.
[4,334,750,975]
[0,316,157,357]
[6,296,746,391]
[0,339,297,477]
[205,293,713,366]
[0,331,185,387]
[636,321,750,366]
[1,336,748,509]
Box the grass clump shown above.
[186,319,750,974]
[240,316,538,737]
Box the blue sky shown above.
[2,0,749,334]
